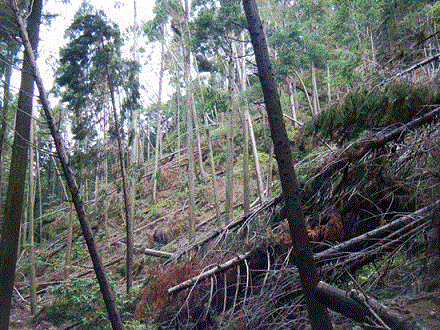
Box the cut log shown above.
[141,248,173,259]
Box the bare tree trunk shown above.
[225,42,238,224]
[238,32,250,215]
[287,77,299,127]
[108,75,133,294]
[0,1,42,327]
[241,1,333,328]
[326,64,331,104]
[0,47,16,204]
[311,64,320,115]
[152,33,166,205]
[11,2,124,327]
[205,113,221,225]
[184,0,195,240]
[28,118,37,315]
[192,56,207,180]
[266,141,274,197]
[246,111,264,204]
[36,149,42,241]
[65,203,73,279]
[152,114,162,203]
[295,70,314,117]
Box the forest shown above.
[0,0,440,329]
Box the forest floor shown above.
[9,116,440,329]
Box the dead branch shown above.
[392,53,440,81]
[167,199,439,298]
[167,251,251,295]
[314,199,440,264]
[173,196,282,259]
[305,106,440,194]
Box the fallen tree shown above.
[315,281,431,330]
[162,200,438,328]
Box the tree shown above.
[10,0,125,328]
[192,0,247,223]
[144,0,169,204]
[0,4,20,207]
[184,0,196,240]
[0,0,42,327]
[241,0,333,328]
[56,3,139,293]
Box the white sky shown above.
[15,0,169,108]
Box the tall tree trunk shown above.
[205,113,221,225]
[36,148,42,241]
[238,32,250,215]
[326,64,331,104]
[0,47,16,204]
[108,75,133,294]
[152,113,162,203]
[129,0,140,250]
[11,2,125,327]
[311,64,320,116]
[246,111,264,204]
[295,70,314,117]
[65,203,74,278]
[241,1,333,329]
[266,141,274,197]
[225,42,238,224]
[175,73,181,163]
[28,118,37,315]
[192,56,207,179]
[0,1,42,327]
[287,77,299,127]
[184,0,196,240]
[152,32,166,204]
[193,92,206,180]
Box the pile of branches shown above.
[136,108,440,329]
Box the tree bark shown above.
[0,46,17,204]
[238,32,251,215]
[225,44,237,224]
[205,113,221,225]
[241,0,333,329]
[108,74,133,294]
[28,118,37,315]
[36,148,43,240]
[0,1,42,327]
[315,281,430,330]
[287,77,299,127]
[246,111,264,204]
[184,0,195,241]
[152,33,165,204]
[311,64,320,115]
[10,2,124,327]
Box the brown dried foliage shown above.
[135,261,212,324]
[276,212,345,245]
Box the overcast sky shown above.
[13,0,168,107]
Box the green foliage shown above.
[55,2,139,144]
[303,80,429,144]
[191,0,247,73]
[46,278,142,329]
[47,278,110,329]
[429,1,440,24]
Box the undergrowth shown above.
[39,278,142,329]
[302,79,429,144]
